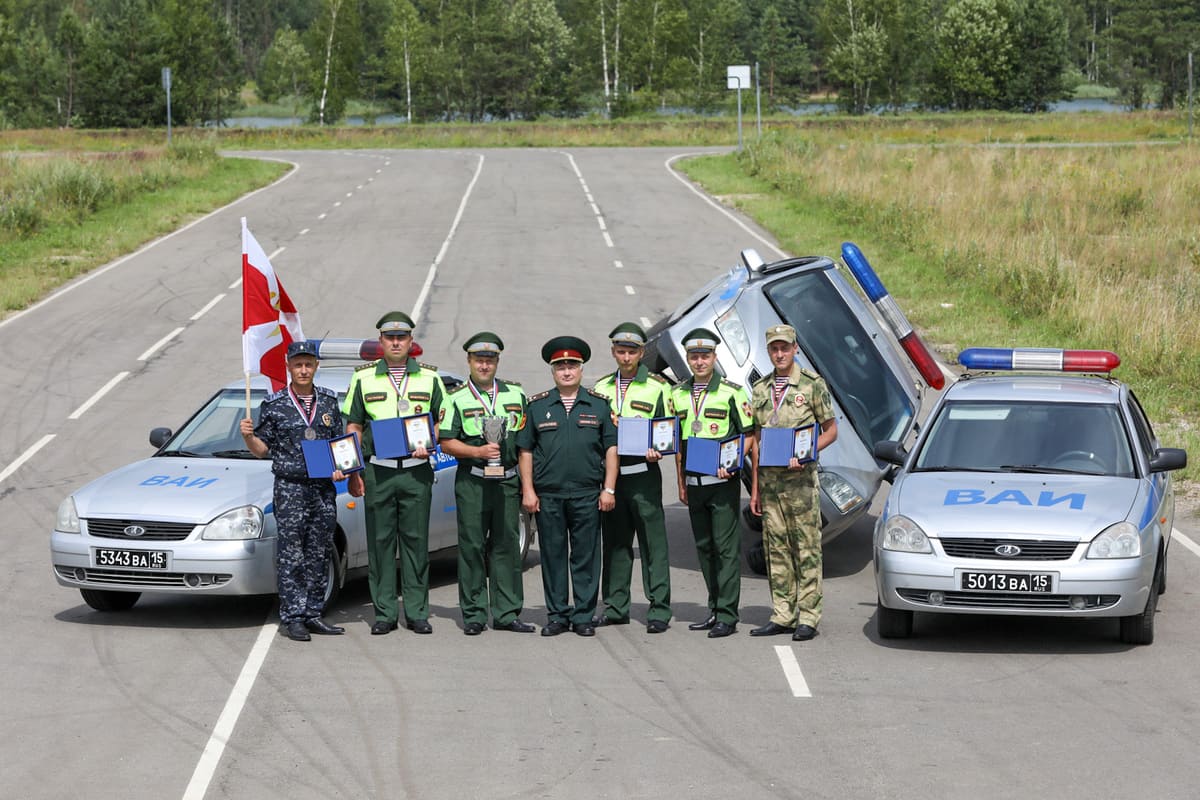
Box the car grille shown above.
[940,538,1079,561]
[84,518,196,541]
[54,565,232,588]
[897,588,1119,610]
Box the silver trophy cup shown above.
[481,416,508,478]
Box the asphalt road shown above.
[2,148,1199,800]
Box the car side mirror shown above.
[1148,447,1187,473]
[873,440,908,466]
[149,427,173,449]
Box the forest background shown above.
[1,0,1198,129]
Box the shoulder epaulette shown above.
[587,388,609,400]
[354,361,377,372]
[420,361,438,372]
[447,383,468,395]
[502,379,522,387]
[528,390,551,401]
[798,367,821,382]
[648,372,671,385]
[315,386,337,399]
[722,378,745,391]
[751,372,772,389]
[265,388,287,402]
[595,371,617,386]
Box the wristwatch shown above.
[603,487,616,495]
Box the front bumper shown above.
[51,530,279,596]
[874,546,1154,618]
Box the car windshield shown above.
[914,400,1136,477]
[157,389,268,457]
[765,272,916,445]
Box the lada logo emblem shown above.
[124,525,147,537]
[994,544,1021,557]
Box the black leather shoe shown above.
[495,619,536,633]
[541,620,570,637]
[646,619,669,634]
[750,621,794,637]
[406,618,433,634]
[688,615,717,631]
[707,621,736,639]
[283,621,311,641]
[592,615,630,627]
[370,620,398,635]
[305,618,345,635]
[792,624,817,641]
[573,623,596,637]
[464,622,485,636]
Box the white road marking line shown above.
[640,316,652,328]
[346,192,353,197]
[376,168,383,173]
[0,156,300,333]
[68,372,130,420]
[357,184,364,190]
[333,201,341,207]
[597,216,608,231]
[318,213,327,220]
[602,232,614,247]
[624,285,635,295]
[664,153,786,260]
[269,247,285,260]
[586,193,594,202]
[138,327,185,361]
[227,277,242,290]
[614,260,624,269]
[182,615,277,800]
[1173,528,1200,559]
[0,434,55,486]
[590,203,601,215]
[411,154,485,323]
[190,294,226,321]
[299,228,309,236]
[774,645,812,698]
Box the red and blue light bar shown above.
[958,347,1120,373]
[309,338,423,360]
[840,242,945,390]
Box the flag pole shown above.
[245,373,252,419]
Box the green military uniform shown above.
[516,337,617,631]
[343,312,446,629]
[673,329,755,629]
[438,333,528,630]
[593,327,675,627]
[751,336,835,631]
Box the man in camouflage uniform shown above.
[437,331,535,635]
[748,324,838,642]
[240,340,347,642]
[591,322,674,633]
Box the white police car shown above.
[872,347,1187,644]
[50,339,534,612]
[644,244,943,570]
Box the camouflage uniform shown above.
[254,385,344,625]
[751,363,834,629]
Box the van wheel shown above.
[321,544,346,609]
[80,589,140,611]
[519,510,536,566]
[746,540,767,575]
[1118,564,1159,645]
[876,600,913,639]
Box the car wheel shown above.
[746,540,767,575]
[876,599,913,639]
[322,543,346,610]
[1118,563,1160,645]
[80,588,140,611]
[519,510,536,565]
[742,503,763,532]
[1158,549,1167,595]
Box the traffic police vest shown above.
[593,365,673,420]
[343,357,445,459]
[441,379,527,469]
[671,377,754,441]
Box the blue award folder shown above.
[371,416,412,458]
[617,417,679,457]
[760,424,818,467]
[684,434,743,476]
[301,439,334,478]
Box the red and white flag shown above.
[242,218,303,391]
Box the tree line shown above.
[0,0,1196,128]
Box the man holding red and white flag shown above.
[242,217,304,391]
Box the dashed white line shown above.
[299,228,309,236]
[138,327,185,361]
[1173,529,1200,558]
[614,260,624,269]
[228,277,242,290]
[190,294,226,321]
[357,184,364,189]
[0,434,55,486]
[345,192,353,198]
[774,645,812,698]
[182,614,277,800]
[640,316,652,328]
[68,372,130,420]
[597,217,608,232]
[590,203,600,215]
[602,232,614,248]
[333,201,342,208]
[318,213,327,220]
[624,285,635,295]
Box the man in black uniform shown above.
[517,336,618,637]
[240,340,346,642]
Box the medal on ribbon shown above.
[288,387,319,439]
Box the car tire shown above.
[322,543,346,610]
[519,510,536,566]
[742,503,763,532]
[1118,564,1160,645]
[80,588,140,612]
[746,540,767,575]
[876,599,913,639]
[1158,549,1167,595]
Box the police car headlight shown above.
[819,470,864,514]
[880,515,932,553]
[56,496,81,534]
[715,307,750,366]
[1086,521,1141,559]
[201,506,265,540]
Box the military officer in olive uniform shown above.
[438,332,536,636]
[672,328,756,639]
[749,324,838,642]
[343,311,447,635]
[591,322,674,633]
[240,340,346,642]
[517,336,618,638]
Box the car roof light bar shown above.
[841,242,945,390]
[309,338,422,361]
[958,347,1120,373]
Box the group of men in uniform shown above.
[247,310,838,645]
